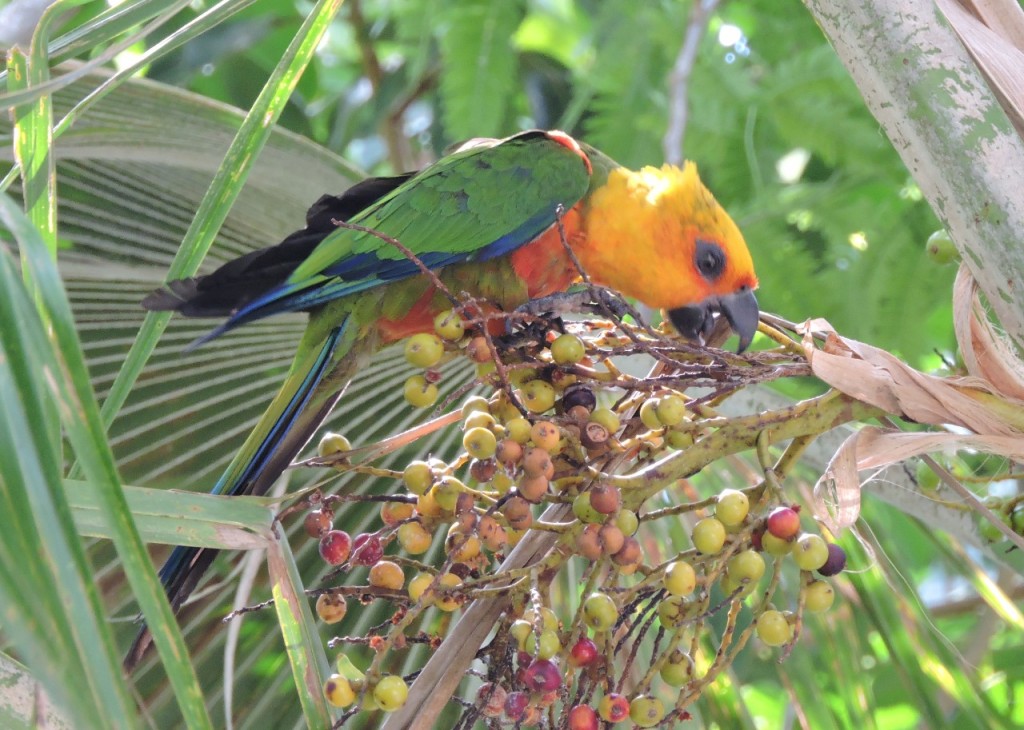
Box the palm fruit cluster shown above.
[300,307,843,725]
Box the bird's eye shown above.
[694,240,725,280]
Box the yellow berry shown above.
[433,309,465,340]
[404,332,444,368]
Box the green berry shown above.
[521,380,556,413]
[524,629,560,659]
[915,460,940,491]
[403,374,438,408]
[762,531,793,556]
[510,619,533,648]
[664,561,697,596]
[551,333,586,364]
[655,394,687,426]
[639,398,663,430]
[317,432,351,457]
[615,510,639,536]
[505,416,533,443]
[589,407,620,434]
[463,410,497,431]
[373,675,408,712]
[583,592,618,631]
[657,595,693,627]
[402,460,434,495]
[727,550,766,584]
[925,229,959,265]
[756,609,792,646]
[659,650,694,686]
[692,517,727,554]
[404,332,444,368]
[573,492,604,523]
[433,309,465,340]
[715,489,749,527]
[793,533,830,571]
[629,695,665,727]
[463,427,497,459]
[804,580,835,613]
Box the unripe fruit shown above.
[567,704,599,730]
[368,560,404,591]
[521,380,556,413]
[403,374,439,408]
[664,561,697,596]
[630,695,665,727]
[793,533,830,571]
[817,543,847,576]
[415,488,442,518]
[766,506,800,540]
[573,492,604,523]
[433,309,465,340]
[431,477,463,511]
[324,674,356,707]
[639,398,664,430]
[568,637,600,667]
[380,500,414,526]
[915,460,940,491]
[804,580,836,612]
[551,332,586,364]
[445,528,481,562]
[463,427,497,459]
[756,609,793,646]
[589,407,620,434]
[657,595,693,628]
[476,682,507,717]
[404,332,444,368]
[615,509,639,535]
[727,550,766,584]
[510,619,533,648]
[315,593,347,624]
[523,606,559,633]
[598,693,630,723]
[583,592,618,631]
[762,531,793,556]
[660,649,695,686]
[655,393,687,426]
[303,508,332,538]
[926,229,958,264]
[666,429,694,449]
[492,471,514,496]
[397,521,432,554]
[402,461,434,495]
[692,517,727,554]
[530,420,561,451]
[407,572,433,602]
[319,530,352,565]
[524,629,560,660]
[589,484,621,514]
[434,573,462,611]
[373,675,408,712]
[522,658,561,692]
[463,410,497,431]
[317,432,351,457]
[715,488,750,526]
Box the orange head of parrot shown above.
[577,161,759,351]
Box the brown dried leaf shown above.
[953,264,1024,400]
[800,320,1024,436]
[811,430,862,533]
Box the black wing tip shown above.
[141,278,201,312]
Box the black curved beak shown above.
[667,288,759,353]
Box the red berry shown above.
[817,543,847,576]
[598,693,630,723]
[303,508,333,538]
[504,690,529,720]
[351,534,383,566]
[475,682,507,718]
[568,637,600,667]
[521,659,561,692]
[318,530,351,565]
[568,704,599,730]
[766,506,800,540]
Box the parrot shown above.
[128,129,759,667]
